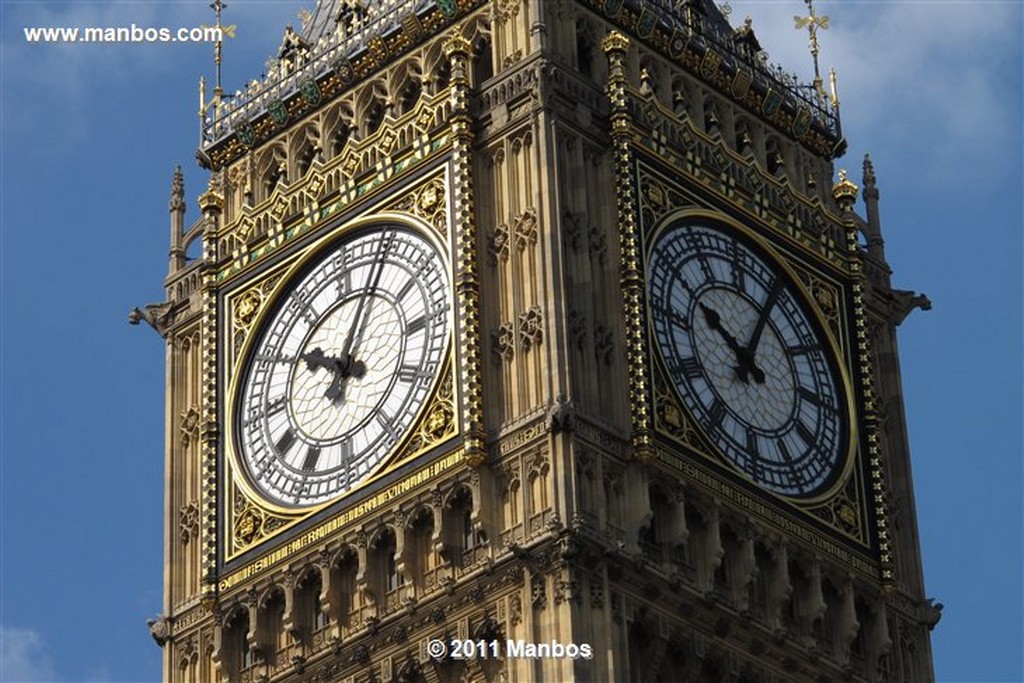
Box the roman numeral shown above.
[661,306,690,332]
[786,343,822,357]
[681,357,702,379]
[274,428,296,456]
[406,315,427,335]
[746,430,759,457]
[376,411,398,440]
[795,420,815,446]
[398,364,428,382]
[730,239,746,291]
[708,399,727,432]
[396,277,416,301]
[798,386,835,411]
[267,395,287,416]
[301,446,321,472]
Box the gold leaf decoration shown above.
[405,366,456,454]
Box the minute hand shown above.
[741,278,784,378]
[340,232,392,360]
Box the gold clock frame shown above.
[221,212,460,561]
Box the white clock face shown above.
[648,221,848,497]
[236,226,450,507]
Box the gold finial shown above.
[832,168,859,211]
[198,178,224,214]
[794,0,830,102]
[601,31,630,55]
[442,27,472,58]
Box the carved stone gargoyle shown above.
[129,301,174,337]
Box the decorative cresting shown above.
[198,179,224,606]
[834,173,893,585]
[200,0,489,169]
[444,28,485,466]
[604,31,654,461]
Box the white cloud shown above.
[0,626,58,682]
[733,1,1022,190]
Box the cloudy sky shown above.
[1,1,1020,680]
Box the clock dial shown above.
[235,226,450,507]
[648,220,848,497]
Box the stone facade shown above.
[142,1,938,681]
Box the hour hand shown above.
[699,303,764,384]
[301,347,366,402]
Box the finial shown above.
[198,177,224,215]
[640,68,653,95]
[829,66,840,109]
[210,0,227,97]
[794,0,830,103]
[862,154,876,188]
[170,166,185,213]
[832,168,859,211]
[719,2,733,20]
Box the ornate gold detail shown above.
[601,31,630,54]
[495,0,520,21]
[405,368,457,453]
[236,216,256,243]
[442,29,472,59]
[197,182,223,213]
[653,366,706,450]
[383,174,448,238]
[233,289,263,329]
[832,169,858,211]
[418,182,441,214]
[794,269,843,349]
[232,490,293,553]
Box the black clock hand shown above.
[346,232,394,358]
[737,278,784,384]
[699,303,765,384]
[328,232,392,403]
[301,347,366,401]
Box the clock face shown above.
[647,220,849,498]
[235,226,450,507]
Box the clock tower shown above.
[139,0,940,680]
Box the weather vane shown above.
[794,0,829,103]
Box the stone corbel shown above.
[733,526,757,614]
[868,596,892,674]
[315,553,340,639]
[835,577,860,666]
[700,502,725,597]
[767,541,792,635]
[280,575,299,643]
[666,487,690,550]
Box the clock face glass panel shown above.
[235,226,450,507]
[647,221,848,497]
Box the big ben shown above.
[138,0,940,680]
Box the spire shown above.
[861,154,886,264]
[169,165,185,213]
[169,166,186,273]
[862,154,878,201]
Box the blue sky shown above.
[1,1,1020,681]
